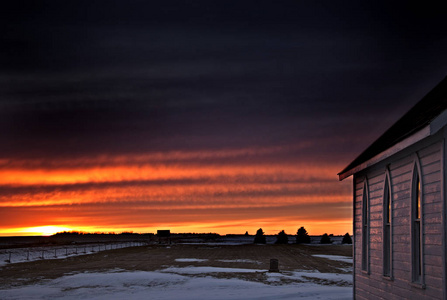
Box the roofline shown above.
[338,125,430,181]
[338,77,447,181]
[338,107,447,181]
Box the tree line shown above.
[253,227,352,244]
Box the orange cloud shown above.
[0,148,352,236]
[0,163,341,186]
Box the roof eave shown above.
[338,125,431,181]
[338,76,447,181]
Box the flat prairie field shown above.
[0,243,353,299]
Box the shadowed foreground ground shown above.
[0,243,352,288]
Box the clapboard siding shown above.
[353,139,444,299]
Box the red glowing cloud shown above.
[0,148,352,236]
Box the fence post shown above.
[41,250,45,259]
[54,249,57,258]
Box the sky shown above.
[1,1,447,236]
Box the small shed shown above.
[338,77,447,299]
[157,230,171,244]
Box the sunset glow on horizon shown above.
[0,147,352,237]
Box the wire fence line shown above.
[1,241,147,265]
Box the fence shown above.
[1,241,146,265]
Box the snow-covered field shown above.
[0,263,352,300]
[0,238,353,299]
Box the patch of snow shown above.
[0,270,352,300]
[181,242,245,246]
[291,270,353,284]
[161,266,264,274]
[175,258,208,262]
[337,266,353,273]
[264,269,352,285]
[217,259,262,264]
[312,255,353,264]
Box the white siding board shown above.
[390,173,412,185]
[393,235,410,244]
[393,203,410,216]
[367,168,386,180]
[369,181,384,193]
[424,234,443,246]
[389,154,414,171]
[423,171,441,184]
[423,212,442,224]
[421,161,442,175]
[418,142,441,158]
[425,255,443,267]
[420,151,441,166]
[424,275,443,288]
[423,181,441,194]
[424,225,443,235]
[393,199,410,210]
[423,192,442,204]
[424,201,443,214]
[393,183,411,195]
[393,225,408,235]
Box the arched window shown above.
[361,179,369,272]
[411,160,423,284]
[383,169,392,277]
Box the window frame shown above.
[382,167,393,278]
[411,157,424,286]
[361,178,370,273]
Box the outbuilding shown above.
[338,77,447,299]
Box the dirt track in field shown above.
[0,244,352,288]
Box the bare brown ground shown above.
[0,244,352,288]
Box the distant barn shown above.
[157,230,171,237]
[338,77,447,299]
[157,230,171,244]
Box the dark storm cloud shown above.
[1,0,446,162]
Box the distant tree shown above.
[254,228,266,244]
[244,231,249,236]
[120,231,135,235]
[296,227,311,244]
[342,233,352,244]
[320,233,332,244]
[275,230,288,244]
[54,231,83,236]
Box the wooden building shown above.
[338,77,447,299]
